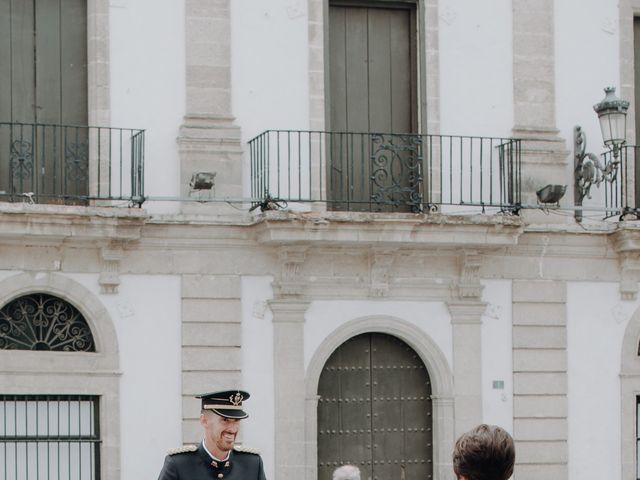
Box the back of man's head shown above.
[332,464,361,480]
[452,424,515,480]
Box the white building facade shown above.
[1,1,640,480]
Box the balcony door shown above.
[328,1,419,211]
[0,0,88,202]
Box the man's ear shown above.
[199,412,207,427]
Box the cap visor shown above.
[209,408,248,419]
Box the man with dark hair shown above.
[452,424,515,480]
[158,389,266,480]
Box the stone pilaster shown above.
[612,227,640,300]
[512,0,569,214]
[180,274,242,444]
[447,300,485,437]
[179,0,243,214]
[270,300,309,480]
[512,280,567,480]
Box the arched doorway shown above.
[317,332,432,480]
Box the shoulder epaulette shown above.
[233,444,260,455]
[168,444,198,455]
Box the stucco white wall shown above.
[304,300,454,371]
[556,0,620,214]
[110,0,185,213]
[567,282,638,480]
[231,0,310,143]
[439,0,513,138]
[242,276,276,480]
[69,273,182,480]
[481,280,513,432]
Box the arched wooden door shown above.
[318,333,432,480]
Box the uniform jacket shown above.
[158,442,266,480]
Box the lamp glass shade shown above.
[598,110,627,147]
[593,87,629,147]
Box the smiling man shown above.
[158,390,266,480]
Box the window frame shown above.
[0,273,120,480]
[0,394,101,480]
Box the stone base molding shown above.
[177,115,243,215]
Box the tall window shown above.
[0,395,100,480]
[0,293,99,479]
[0,0,89,202]
[327,1,418,212]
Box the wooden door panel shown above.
[318,333,432,480]
[36,0,62,124]
[10,0,36,123]
[318,334,373,478]
[389,9,413,133]
[367,8,392,133]
[60,0,87,125]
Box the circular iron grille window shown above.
[0,293,95,352]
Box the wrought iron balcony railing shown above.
[0,122,145,206]
[594,145,640,220]
[249,130,521,214]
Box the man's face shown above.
[200,411,241,455]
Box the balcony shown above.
[592,145,640,219]
[0,122,145,206]
[249,130,521,214]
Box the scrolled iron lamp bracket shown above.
[574,126,619,203]
[574,87,629,222]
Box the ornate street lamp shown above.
[574,87,629,221]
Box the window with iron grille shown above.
[0,294,95,352]
[637,396,640,480]
[0,395,100,480]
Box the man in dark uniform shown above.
[157,389,266,480]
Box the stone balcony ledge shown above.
[0,202,148,244]
[252,210,525,248]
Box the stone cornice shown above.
[0,203,147,244]
[252,211,524,248]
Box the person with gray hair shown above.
[332,464,361,480]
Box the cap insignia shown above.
[230,392,243,406]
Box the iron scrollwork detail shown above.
[0,293,95,352]
[65,142,89,183]
[370,133,423,212]
[10,140,34,181]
